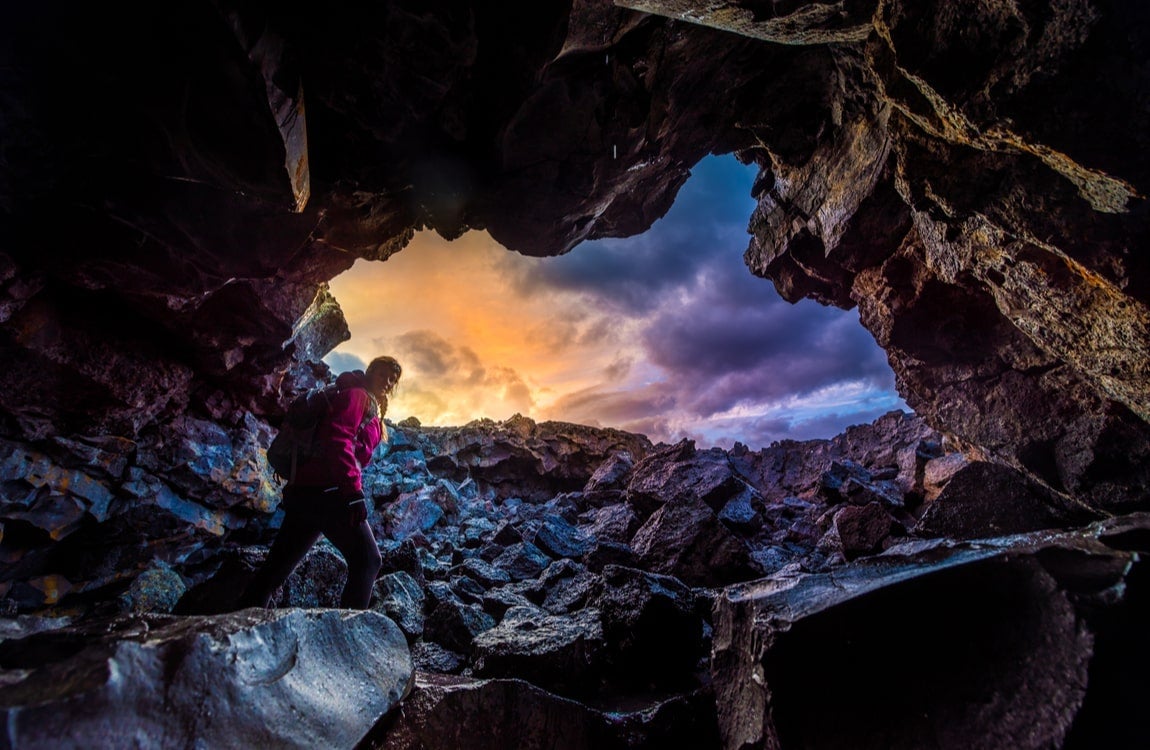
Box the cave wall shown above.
[639,0,1150,511]
[0,0,1147,525]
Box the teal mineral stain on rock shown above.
[121,562,186,614]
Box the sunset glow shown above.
[326,156,906,448]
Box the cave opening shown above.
[323,154,906,449]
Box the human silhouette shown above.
[240,356,402,609]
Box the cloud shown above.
[388,329,536,422]
[323,350,367,374]
[504,157,759,316]
[603,356,633,382]
[540,382,677,428]
[642,297,894,418]
[394,330,468,378]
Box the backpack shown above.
[266,385,339,481]
[267,380,383,480]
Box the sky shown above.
[324,154,907,449]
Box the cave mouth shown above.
[324,154,906,449]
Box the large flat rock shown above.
[0,608,413,749]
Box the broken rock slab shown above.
[915,460,1091,540]
[0,608,413,749]
[362,672,719,750]
[712,514,1150,750]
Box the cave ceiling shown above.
[0,0,1147,511]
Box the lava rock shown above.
[593,565,705,685]
[627,441,747,517]
[579,502,641,544]
[712,522,1144,750]
[0,609,412,749]
[630,500,762,588]
[493,542,552,582]
[832,502,895,560]
[424,599,496,654]
[118,561,187,615]
[471,606,605,694]
[581,539,637,573]
[372,570,426,640]
[531,514,589,560]
[915,462,1079,540]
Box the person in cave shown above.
[239,356,403,610]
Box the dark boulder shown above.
[832,501,897,560]
[718,484,766,534]
[493,541,552,582]
[372,570,426,640]
[471,606,606,695]
[450,557,512,589]
[630,500,762,587]
[712,519,1149,750]
[626,441,747,517]
[915,461,1087,540]
[531,514,589,560]
[424,599,496,654]
[582,539,638,573]
[579,502,641,544]
[360,674,608,750]
[272,540,347,608]
[593,565,706,686]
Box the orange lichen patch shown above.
[28,575,72,605]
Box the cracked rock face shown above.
[1,0,1146,519]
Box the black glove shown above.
[343,489,368,528]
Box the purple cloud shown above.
[525,154,905,445]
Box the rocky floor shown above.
[4,410,1144,748]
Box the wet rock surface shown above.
[0,608,413,749]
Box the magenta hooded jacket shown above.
[289,370,383,493]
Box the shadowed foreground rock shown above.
[362,672,719,750]
[712,514,1150,750]
[0,608,413,749]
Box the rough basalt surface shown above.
[0,608,413,749]
[1,409,1148,746]
[2,0,1150,747]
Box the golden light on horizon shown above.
[327,230,644,428]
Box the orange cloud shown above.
[327,230,637,426]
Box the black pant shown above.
[240,486,383,610]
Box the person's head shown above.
[364,356,402,401]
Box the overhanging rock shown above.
[712,513,1150,749]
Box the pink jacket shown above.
[290,371,383,493]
